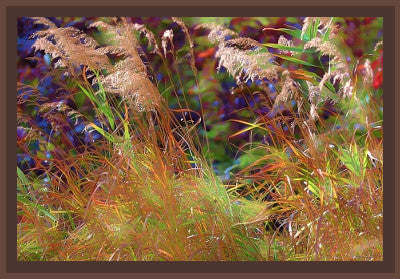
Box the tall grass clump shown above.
[17,17,268,261]
[17,17,383,261]
[200,17,382,260]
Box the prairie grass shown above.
[17,17,383,261]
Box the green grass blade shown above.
[88,123,115,142]
[271,53,322,68]
[17,194,58,223]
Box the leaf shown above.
[305,180,321,199]
[78,83,115,131]
[17,167,31,198]
[323,26,332,41]
[271,53,322,68]
[88,123,115,142]
[78,84,98,105]
[17,194,58,223]
[332,144,363,181]
[17,167,29,187]
[228,119,269,140]
[295,169,321,199]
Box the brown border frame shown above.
[1,0,398,278]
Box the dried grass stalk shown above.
[31,17,112,74]
[199,24,280,84]
[162,29,174,58]
[275,70,304,113]
[172,17,198,75]
[32,17,163,111]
